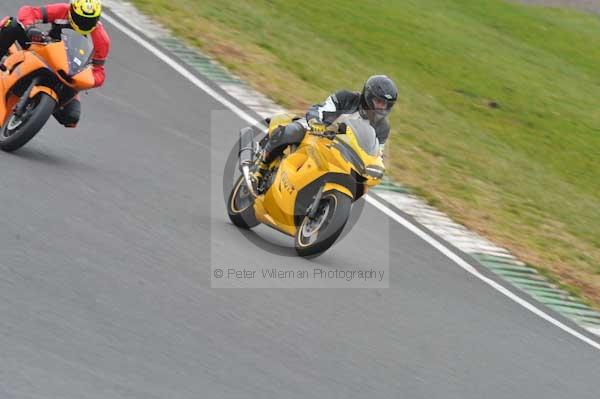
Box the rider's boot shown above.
[251,122,303,192]
[251,152,270,192]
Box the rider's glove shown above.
[379,144,385,160]
[1,18,30,49]
[49,24,63,41]
[308,118,327,133]
[25,27,44,43]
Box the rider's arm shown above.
[374,118,390,145]
[16,6,44,26]
[17,4,69,26]
[373,120,390,159]
[306,90,361,125]
[90,23,111,88]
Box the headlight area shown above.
[364,165,385,180]
[333,141,365,174]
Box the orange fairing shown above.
[29,86,58,102]
[29,42,94,89]
[0,30,96,123]
[2,51,25,71]
[0,51,45,123]
[70,67,95,91]
[0,94,19,126]
[28,42,69,74]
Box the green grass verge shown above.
[127,0,600,307]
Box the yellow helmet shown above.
[69,0,102,35]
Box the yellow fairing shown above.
[255,148,324,236]
[323,183,353,198]
[252,114,385,237]
[267,113,296,136]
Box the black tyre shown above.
[295,190,352,257]
[0,93,56,152]
[227,175,259,229]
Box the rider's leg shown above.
[0,17,28,58]
[253,121,307,187]
[263,121,307,163]
[53,97,81,128]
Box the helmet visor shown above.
[365,91,395,120]
[70,6,100,34]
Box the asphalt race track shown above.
[0,1,598,398]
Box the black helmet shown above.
[360,75,398,124]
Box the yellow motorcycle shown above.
[227,114,385,257]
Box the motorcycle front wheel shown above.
[295,190,351,257]
[0,93,56,152]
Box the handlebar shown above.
[26,23,65,45]
[307,130,337,139]
[25,28,51,45]
[307,122,347,139]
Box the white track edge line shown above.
[588,327,600,336]
[103,12,600,351]
[367,196,600,350]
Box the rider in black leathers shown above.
[254,75,398,185]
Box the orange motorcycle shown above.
[0,26,95,152]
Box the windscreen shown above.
[344,118,380,156]
[61,29,94,76]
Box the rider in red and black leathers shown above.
[0,3,111,127]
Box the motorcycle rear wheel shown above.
[227,175,259,229]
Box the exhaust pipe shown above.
[239,127,259,198]
[241,164,258,199]
[238,127,255,169]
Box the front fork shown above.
[13,76,40,117]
